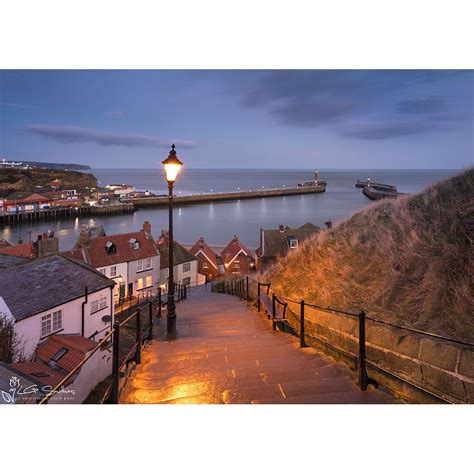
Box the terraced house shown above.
[64,221,160,301]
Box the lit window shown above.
[145,275,152,288]
[110,266,117,277]
[202,261,209,269]
[234,261,240,269]
[289,239,298,249]
[145,258,152,269]
[137,260,143,272]
[183,262,191,272]
[137,278,144,290]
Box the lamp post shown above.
[162,144,183,335]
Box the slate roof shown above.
[0,254,28,269]
[189,237,218,269]
[0,254,114,322]
[63,230,159,268]
[157,235,197,269]
[260,223,320,259]
[5,192,50,202]
[221,236,252,266]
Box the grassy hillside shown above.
[266,168,474,342]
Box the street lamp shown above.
[162,144,183,335]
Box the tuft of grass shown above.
[267,168,474,342]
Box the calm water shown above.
[1,169,459,251]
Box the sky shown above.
[0,70,473,169]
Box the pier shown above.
[122,184,326,208]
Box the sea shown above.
[0,169,460,251]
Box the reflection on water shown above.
[1,169,459,251]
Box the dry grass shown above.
[267,168,474,342]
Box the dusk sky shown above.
[0,70,472,169]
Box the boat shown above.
[298,170,327,188]
[355,178,397,191]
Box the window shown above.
[41,310,62,338]
[129,238,140,250]
[52,310,62,331]
[183,262,191,272]
[145,275,152,288]
[136,278,144,290]
[289,239,298,249]
[110,266,117,277]
[234,260,240,269]
[91,297,107,313]
[41,315,52,338]
[99,268,107,275]
[202,261,209,269]
[183,277,190,286]
[50,347,68,363]
[137,260,143,272]
[145,258,152,270]
[105,242,116,255]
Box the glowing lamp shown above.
[162,144,183,184]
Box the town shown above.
[0,214,323,403]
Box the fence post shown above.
[246,276,249,301]
[111,321,120,404]
[257,283,261,311]
[300,300,306,348]
[148,301,153,340]
[358,310,368,391]
[158,287,162,318]
[136,307,142,364]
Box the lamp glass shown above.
[164,163,182,183]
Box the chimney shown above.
[325,220,333,229]
[143,220,152,236]
[279,225,285,232]
[18,236,23,244]
[33,233,59,258]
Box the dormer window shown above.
[289,239,298,249]
[105,241,117,255]
[129,238,140,250]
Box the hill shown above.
[266,168,474,342]
[6,160,91,170]
[0,168,97,197]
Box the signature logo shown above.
[1,376,76,404]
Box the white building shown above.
[64,221,160,302]
[0,255,115,360]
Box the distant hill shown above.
[266,168,474,342]
[18,160,91,170]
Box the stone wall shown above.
[246,278,473,403]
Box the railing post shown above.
[300,300,306,348]
[246,276,249,301]
[257,282,261,312]
[271,294,276,330]
[158,287,162,318]
[148,301,153,340]
[358,310,368,391]
[136,307,142,364]
[111,321,120,404]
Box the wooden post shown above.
[358,310,368,391]
[300,300,306,348]
[158,287,162,318]
[136,308,142,364]
[257,283,261,311]
[246,276,249,301]
[271,294,276,329]
[111,321,120,404]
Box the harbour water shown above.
[0,169,459,251]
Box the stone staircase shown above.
[120,285,397,404]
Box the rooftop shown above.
[221,236,253,266]
[0,254,114,322]
[189,237,219,269]
[0,254,28,269]
[157,233,197,269]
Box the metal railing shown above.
[39,299,158,404]
[212,277,474,402]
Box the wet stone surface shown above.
[120,286,396,404]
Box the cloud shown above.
[396,97,446,114]
[104,111,124,118]
[230,70,473,139]
[25,125,195,149]
[0,102,37,109]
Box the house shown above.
[106,184,135,197]
[63,221,160,301]
[0,254,115,359]
[156,230,202,287]
[256,222,320,270]
[1,192,51,213]
[221,235,254,275]
[189,237,220,281]
[0,231,59,259]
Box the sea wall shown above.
[245,277,473,404]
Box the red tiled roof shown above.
[0,242,33,258]
[221,236,252,266]
[157,234,197,269]
[0,239,11,249]
[189,238,218,269]
[63,230,159,267]
[36,334,98,373]
[11,361,64,389]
